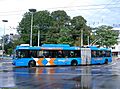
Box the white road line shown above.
[75,68,84,71]
[92,69,101,71]
[2,62,12,64]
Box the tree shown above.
[93,25,118,47]
[57,27,73,44]
[51,10,70,29]
[47,10,71,44]
[17,12,31,44]
[71,16,87,30]
[17,10,92,46]
[71,16,92,46]
[18,10,53,46]
[0,34,21,54]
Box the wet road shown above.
[0,59,120,89]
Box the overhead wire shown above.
[88,0,120,26]
[0,1,120,29]
[0,3,120,16]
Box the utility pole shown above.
[2,20,8,59]
[88,36,90,46]
[29,9,36,46]
[81,29,83,46]
[38,30,40,46]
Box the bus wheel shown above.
[105,59,108,64]
[71,60,78,66]
[29,60,36,67]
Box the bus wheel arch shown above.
[71,60,78,66]
[28,60,36,67]
[105,59,108,64]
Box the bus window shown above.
[49,50,57,58]
[91,51,96,57]
[43,50,49,57]
[38,51,44,58]
[68,50,80,58]
[70,51,74,57]
[57,50,63,58]
[99,51,103,57]
[16,50,29,58]
[74,50,81,57]
[96,51,100,57]
[102,51,106,57]
[29,50,38,58]
[106,51,111,57]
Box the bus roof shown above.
[15,44,110,51]
[87,46,111,51]
[41,44,70,47]
[16,46,40,50]
[16,44,80,50]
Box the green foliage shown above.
[1,10,119,55]
[4,10,118,52]
[71,16,87,30]
[57,27,73,45]
[94,25,118,47]
[51,10,70,28]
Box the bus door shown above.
[81,48,91,65]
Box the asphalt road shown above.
[0,58,120,89]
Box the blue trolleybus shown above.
[12,44,112,67]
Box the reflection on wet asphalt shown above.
[0,59,120,89]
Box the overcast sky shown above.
[0,0,120,37]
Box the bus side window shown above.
[99,51,103,57]
[57,50,63,58]
[70,51,74,57]
[74,50,81,57]
[29,50,38,58]
[91,51,96,57]
[102,51,106,57]
[62,51,69,58]
[43,51,49,58]
[49,50,57,58]
[29,51,33,58]
[96,51,100,57]
[106,51,111,57]
[38,51,44,58]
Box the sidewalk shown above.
[112,57,119,62]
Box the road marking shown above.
[2,62,12,64]
[75,68,84,71]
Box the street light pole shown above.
[2,20,8,59]
[38,25,42,47]
[81,29,83,46]
[29,9,36,46]
[38,29,40,46]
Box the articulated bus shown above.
[12,44,112,67]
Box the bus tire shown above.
[105,59,108,64]
[28,60,36,67]
[71,60,78,66]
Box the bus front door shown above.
[81,48,91,65]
